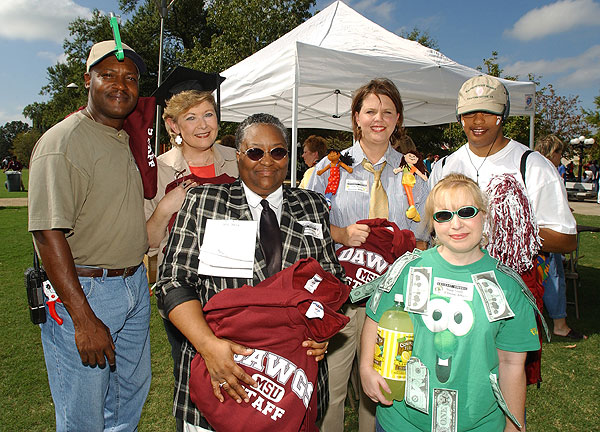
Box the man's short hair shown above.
[235,113,288,150]
[457,75,508,117]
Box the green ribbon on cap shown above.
[109,13,124,61]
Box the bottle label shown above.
[374,328,413,381]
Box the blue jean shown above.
[375,417,386,432]
[41,265,151,431]
[542,253,567,319]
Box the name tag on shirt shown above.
[345,179,369,193]
[298,221,324,239]
[432,277,473,301]
[198,219,257,278]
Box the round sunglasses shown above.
[240,147,288,162]
[433,206,479,223]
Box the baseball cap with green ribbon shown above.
[86,40,147,74]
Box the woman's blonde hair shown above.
[425,173,488,231]
[162,90,218,147]
[534,135,564,159]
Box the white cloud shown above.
[505,0,600,41]
[36,51,68,64]
[504,45,600,88]
[0,108,29,125]
[347,0,396,21]
[0,0,92,43]
[394,14,442,37]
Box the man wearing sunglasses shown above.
[429,75,577,386]
[155,113,344,431]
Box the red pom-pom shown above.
[485,174,542,273]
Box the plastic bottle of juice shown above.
[373,294,414,401]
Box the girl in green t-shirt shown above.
[360,173,539,432]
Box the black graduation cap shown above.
[151,66,226,119]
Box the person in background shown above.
[361,173,539,432]
[423,153,434,174]
[299,134,328,188]
[590,159,599,196]
[534,135,587,340]
[4,155,26,190]
[28,40,151,431]
[566,162,575,181]
[391,134,417,155]
[583,163,594,182]
[7,155,23,172]
[1,155,9,170]
[557,159,567,183]
[218,134,236,149]
[155,113,344,431]
[308,78,429,432]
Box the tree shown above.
[400,27,439,50]
[0,121,31,159]
[476,50,504,78]
[12,130,42,167]
[535,83,587,146]
[23,1,211,131]
[583,92,600,161]
[184,0,315,72]
[398,28,446,155]
[23,0,315,141]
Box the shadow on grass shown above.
[565,265,600,337]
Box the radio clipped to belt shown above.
[24,247,47,325]
[24,245,63,325]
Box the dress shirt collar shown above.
[242,182,284,223]
[347,139,399,167]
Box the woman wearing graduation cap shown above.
[145,68,238,265]
[145,71,238,432]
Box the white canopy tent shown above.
[219,1,536,184]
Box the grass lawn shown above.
[1,207,598,430]
[0,168,28,198]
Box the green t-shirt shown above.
[366,247,540,432]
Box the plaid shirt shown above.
[155,179,345,428]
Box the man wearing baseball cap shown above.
[429,76,577,420]
[430,75,576,256]
[28,40,151,430]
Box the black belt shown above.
[75,263,141,278]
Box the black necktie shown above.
[260,199,282,278]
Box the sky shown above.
[0,0,599,127]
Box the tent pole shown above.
[529,113,535,149]
[291,69,299,186]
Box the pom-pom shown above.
[484,174,542,273]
